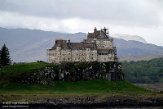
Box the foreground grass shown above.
[0,80,150,94]
[0,80,162,102]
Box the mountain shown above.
[112,34,147,43]
[0,27,163,62]
[0,27,86,62]
[114,38,163,61]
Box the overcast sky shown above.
[0,0,163,46]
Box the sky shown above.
[0,0,163,46]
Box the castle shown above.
[47,27,118,63]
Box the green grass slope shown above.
[0,61,161,97]
[0,79,148,95]
[0,62,48,82]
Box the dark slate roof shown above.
[49,28,111,51]
[51,40,97,50]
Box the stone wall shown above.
[95,39,113,49]
[48,48,115,63]
[48,37,115,64]
[47,37,116,63]
[48,48,98,63]
[97,54,114,62]
[72,50,86,62]
[48,47,61,63]
[61,49,71,62]
[47,28,118,64]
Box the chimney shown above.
[94,27,97,32]
[68,39,71,45]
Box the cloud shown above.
[0,10,99,32]
[0,11,61,31]
[0,0,162,27]
[0,0,163,46]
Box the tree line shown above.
[0,44,11,67]
[122,58,163,83]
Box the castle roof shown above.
[49,28,110,51]
[50,40,97,50]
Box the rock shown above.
[15,62,124,84]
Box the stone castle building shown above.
[47,27,118,63]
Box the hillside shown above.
[0,27,163,62]
[0,62,48,83]
[123,58,163,83]
[115,39,163,61]
[0,27,86,62]
[0,58,163,84]
[0,62,124,84]
[0,62,145,94]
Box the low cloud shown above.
[0,0,163,46]
[0,0,162,27]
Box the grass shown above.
[1,79,162,103]
[0,62,48,81]
[0,79,149,95]
[0,80,162,102]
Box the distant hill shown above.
[122,58,163,83]
[114,38,163,61]
[0,27,163,62]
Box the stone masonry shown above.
[47,27,118,63]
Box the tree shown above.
[0,44,11,66]
[0,49,1,67]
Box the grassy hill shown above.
[0,62,162,103]
[0,61,163,105]
[0,62,48,83]
[122,58,163,83]
[1,58,163,84]
[0,62,149,95]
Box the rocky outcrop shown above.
[15,62,124,84]
[58,62,124,81]
[15,66,58,84]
